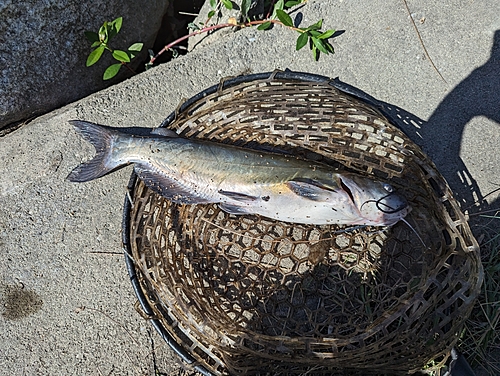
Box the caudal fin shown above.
[67,120,123,182]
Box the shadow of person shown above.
[331,30,500,238]
[421,29,500,214]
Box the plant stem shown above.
[203,1,223,28]
[149,19,304,65]
[266,0,278,19]
[122,62,136,75]
[150,22,234,64]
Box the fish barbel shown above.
[67,120,410,226]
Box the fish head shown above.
[339,174,410,226]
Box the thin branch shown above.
[122,62,136,75]
[150,19,304,65]
[150,22,235,64]
[266,0,278,19]
[76,306,141,346]
[87,251,123,255]
[402,0,447,83]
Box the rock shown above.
[0,0,169,132]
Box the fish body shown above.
[68,121,410,226]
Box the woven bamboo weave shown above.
[123,72,482,375]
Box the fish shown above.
[67,120,410,226]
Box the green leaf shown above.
[84,31,99,43]
[91,41,101,48]
[128,43,143,59]
[188,22,201,31]
[112,17,123,33]
[271,0,285,19]
[108,17,122,41]
[311,43,318,60]
[315,19,324,29]
[209,0,216,8]
[318,29,336,39]
[257,21,272,30]
[128,43,143,52]
[296,32,308,50]
[285,0,302,7]
[311,37,329,54]
[86,45,105,67]
[112,49,130,62]
[103,63,122,80]
[308,30,321,38]
[207,10,215,18]
[241,0,251,18]
[221,0,233,10]
[306,19,323,31]
[276,9,293,27]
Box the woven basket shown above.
[122,71,483,375]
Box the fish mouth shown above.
[362,192,410,225]
[365,191,408,214]
[340,175,409,226]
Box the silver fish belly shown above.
[67,120,410,226]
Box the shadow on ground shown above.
[330,30,500,376]
[333,30,500,238]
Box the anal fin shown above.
[150,127,179,137]
[134,164,211,204]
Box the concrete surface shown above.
[1,0,499,375]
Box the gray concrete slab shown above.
[1,0,499,374]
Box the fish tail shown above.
[67,120,123,182]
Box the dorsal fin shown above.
[150,128,179,137]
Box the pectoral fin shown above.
[218,190,259,203]
[287,179,339,202]
[217,190,258,215]
[134,164,212,204]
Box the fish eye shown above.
[383,184,394,193]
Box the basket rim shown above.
[120,70,468,375]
